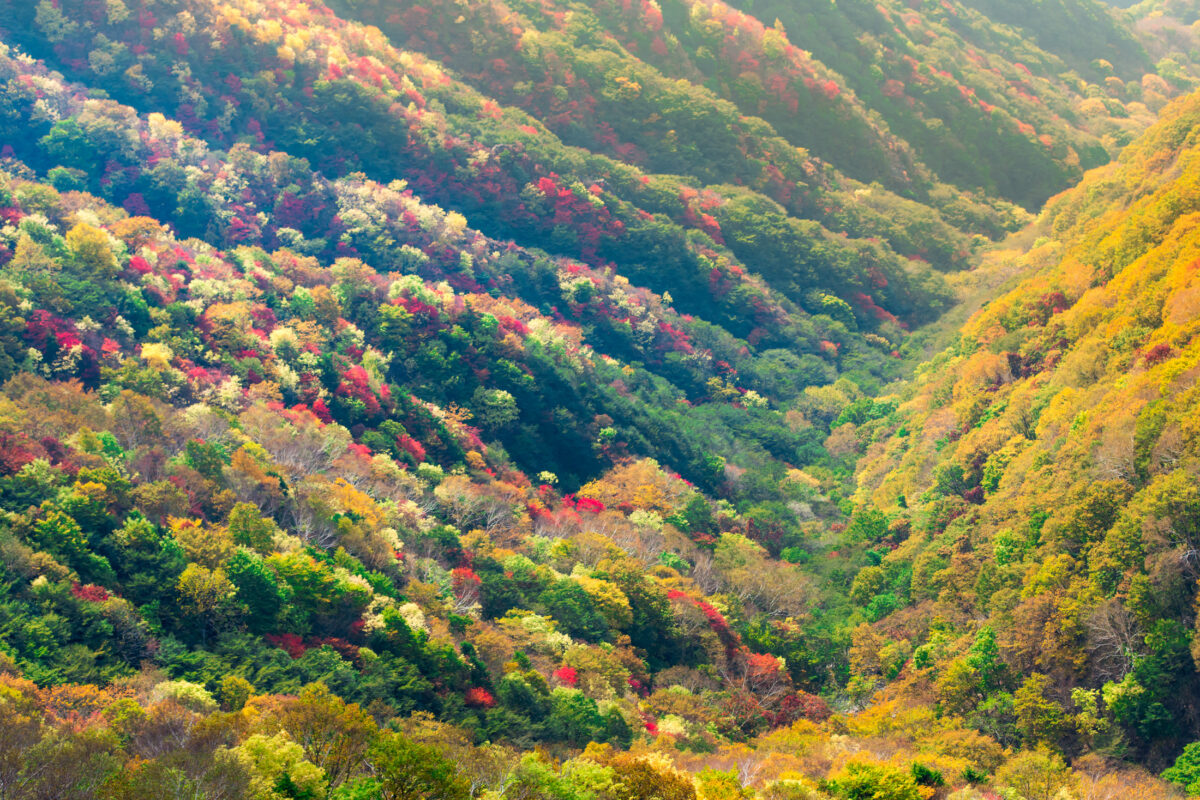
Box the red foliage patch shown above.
[266,633,308,659]
[465,687,496,708]
[1142,342,1173,366]
[71,583,111,603]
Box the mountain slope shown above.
[845,90,1200,766]
[333,0,1183,211]
[5,0,973,327]
[0,40,849,496]
[0,0,1199,798]
[718,0,1169,207]
[0,152,1186,794]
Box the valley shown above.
[0,0,1199,797]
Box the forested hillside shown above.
[846,89,1200,767]
[1,0,1200,798]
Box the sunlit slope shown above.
[847,91,1200,762]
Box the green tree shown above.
[849,566,886,606]
[967,626,1004,690]
[31,505,115,584]
[228,502,281,553]
[539,581,609,642]
[65,223,118,281]
[227,549,284,632]
[368,731,469,800]
[994,746,1077,800]
[175,563,237,644]
[935,657,983,717]
[1013,673,1068,746]
[826,761,923,800]
[846,507,888,543]
[471,387,519,432]
[545,687,603,747]
[503,754,615,800]
[1163,742,1200,796]
[232,732,328,800]
[104,514,186,606]
[7,237,68,313]
[217,674,255,712]
[0,283,27,382]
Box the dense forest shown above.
[0,0,1199,798]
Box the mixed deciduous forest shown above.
[0,0,1199,798]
